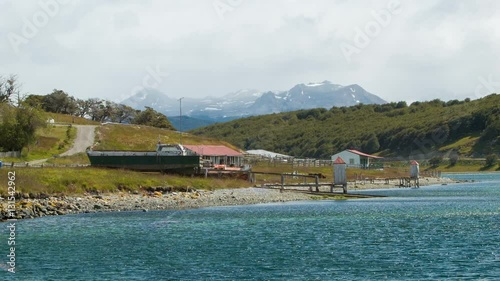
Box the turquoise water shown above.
[2,173,499,280]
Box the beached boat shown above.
[86,143,200,173]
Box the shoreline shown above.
[0,177,458,221]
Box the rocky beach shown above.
[1,176,458,221]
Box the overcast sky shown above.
[1,0,500,103]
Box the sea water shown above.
[1,173,499,280]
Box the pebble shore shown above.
[0,177,458,221]
[0,188,314,221]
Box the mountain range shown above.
[121,81,387,130]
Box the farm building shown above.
[330,149,383,169]
[183,145,244,167]
[246,149,293,160]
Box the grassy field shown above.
[1,125,76,162]
[439,135,481,155]
[94,124,240,151]
[43,112,100,125]
[46,152,90,165]
[0,167,253,196]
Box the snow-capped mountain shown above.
[121,81,386,125]
[121,88,178,113]
[248,81,386,113]
[121,88,263,120]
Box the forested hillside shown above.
[192,95,500,159]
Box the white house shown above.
[331,149,383,169]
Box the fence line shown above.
[420,170,442,177]
[0,151,21,158]
[244,156,446,178]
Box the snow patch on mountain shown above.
[121,81,386,125]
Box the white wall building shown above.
[246,149,292,159]
[331,149,383,169]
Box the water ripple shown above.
[2,175,499,280]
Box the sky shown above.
[1,0,500,103]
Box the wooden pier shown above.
[284,189,387,199]
[249,172,347,194]
[398,177,420,188]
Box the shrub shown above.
[449,153,459,166]
[485,154,498,167]
[429,156,443,167]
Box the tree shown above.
[346,140,362,151]
[42,89,78,114]
[446,99,461,106]
[479,119,500,148]
[99,102,114,122]
[0,76,44,152]
[87,98,115,122]
[0,102,44,151]
[485,154,498,167]
[133,107,174,129]
[362,134,380,154]
[87,98,104,121]
[449,152,459,166]
[111,104,136,123]
[0,75,18,104]
[75,98,94,118]
[15,103,45,149]
[24,94,45,108]
[429,156,443,168]
[396,101,407,108]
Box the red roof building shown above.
[346,149,384,159]
[183,145,244,167]
[333,157,346,164]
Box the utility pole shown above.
[178,97,184,144]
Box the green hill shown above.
[191,95,500,159]
[168,115,216,131]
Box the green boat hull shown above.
[87,152,200,173]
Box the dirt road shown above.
[28,125,97,165]
[60,125,97,157]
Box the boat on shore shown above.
[86,143,200,174]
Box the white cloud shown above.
[1,0,499,102]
